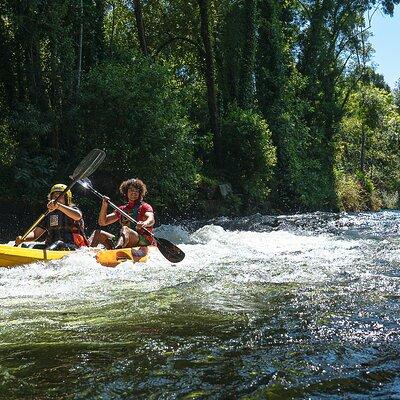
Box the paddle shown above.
[78,178,185,263]
[17,149,106,245]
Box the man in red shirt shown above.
[91,178,155,253]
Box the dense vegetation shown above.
[0,0,399,220]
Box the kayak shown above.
[0,244,70,268]
[95,247,152,267]
[0,244,154,268]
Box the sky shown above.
[368,8,400,89]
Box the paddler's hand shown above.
[101,196,110,206]
[136,221,146,231]
[15,236,23,246]
[47,200,59,211]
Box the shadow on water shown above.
[1,211,400,398]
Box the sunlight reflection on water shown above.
[1,211,400,398]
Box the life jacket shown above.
[120,200,143,227]
[40,209,88,247]
[72,219,89,247]
[119,200,154,244]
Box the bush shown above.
[14,151,57,203]
[380,190,398,209]
[336,172,366,211]
[220,105,276,205]
[336,170,382,211]
[356,171,374,194]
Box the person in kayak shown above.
[15,184,88,250]
[90,178,155,255]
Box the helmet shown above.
[49,184,72,204]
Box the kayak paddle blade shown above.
[155,237,185,263]
[71,149,106,181]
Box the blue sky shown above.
[368,8,400,89]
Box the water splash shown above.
[1,211,400,398]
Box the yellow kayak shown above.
[95,247,153,267]
[0,244,71,268]
[0,244,154,268]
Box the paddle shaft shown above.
[87,185,154,238]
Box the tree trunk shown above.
[109,1,116,56]
[197,0,221,165]
[239,0,257,108]
[360,125,366,172]
[132,0,148,56]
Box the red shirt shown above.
[115,200,154,237]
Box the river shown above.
[1,211,400,399]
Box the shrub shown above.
[336,173,365,211]
[220,105,276,205]
[336,170,383,212]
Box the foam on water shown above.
[1,211,400,398]
[2,215,399,313]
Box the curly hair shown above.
[119,178,147,199]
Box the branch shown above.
[333,3,379,56]
[339,26,368,112]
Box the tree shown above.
[132,0,148,56]
[394,79,400,110]
[197,0,221,165]
[216,0,257,109]
[220,105,276,205]
[79,57,197,213]
[338,83,400,209]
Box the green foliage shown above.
[14,152,56,202]
[216,0,257,109]
[194,173,219,190]
[361,67,391,92]
[335,170,384,212]
[254,0,339,211]
[79,55,197,214]
[394,79,400,111]
[356,171,375,194]
[193,173,244,216]
[220,105,276,204]
[338,83,400,209]
[0,0,398,218]
[380,190,399,209]
[10,104,51,151]
[0,117,16,201]
[335,171,366,211]
[0,119,16,166]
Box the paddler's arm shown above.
[48,200,82,221]
[136,211,155,231]
[98,196,119,226]
[15,227,46,245]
